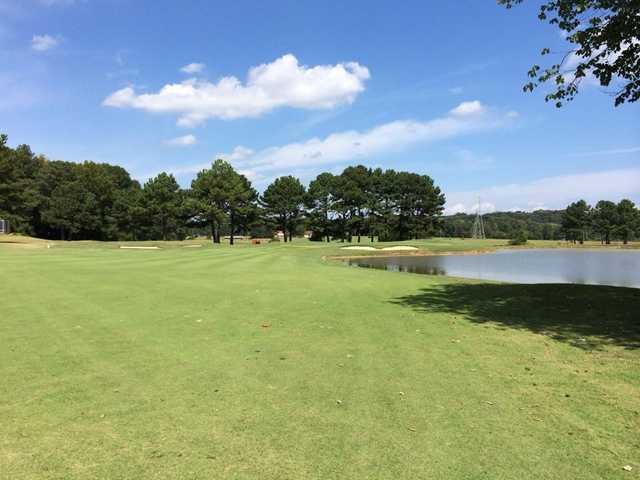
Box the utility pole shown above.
[471,197,485,239]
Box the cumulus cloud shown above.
[216,101,511,174]
[180,63,205,74]
[142,101,515,185]
[445,168,640,214]
[134,100,510,188]
[449,100,484,116]
[163,134,197,147]
[31,34,60,51]
[103,54,370,126]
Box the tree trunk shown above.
[229,214,235,245]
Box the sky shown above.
[1,0,638,214]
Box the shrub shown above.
[509,229,528,245]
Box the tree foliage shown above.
[499,0,640,107]
[190,159,257,244]
[562,199,591,243]
[592,199,617,244]
[306,172,337,242]
[12,134,637,245]
[143,173,183,240]
[304,166,445,242]
[616,198,640,244]
[261,176,306,242]
[560,198,639,243]
[441,210,565,240]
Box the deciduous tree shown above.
[499,0,640,107]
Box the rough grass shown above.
[1,238,638,479]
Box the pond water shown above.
[346,249,640,288]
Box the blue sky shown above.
[1,0,638,213]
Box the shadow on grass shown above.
[391,283,640,350]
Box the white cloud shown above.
[450,100,484,116]
[142,101,515,184]
[220,145,254,162]
[180,63,205,74]
[162,134,197,147]
[445,168,640,214]
[145,101,509,189]
[446,201,497,216]
[567,146,640,158]
[31,34,60,51]
[219,101,510,174]
[103,54,370,126]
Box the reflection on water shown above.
[347,249,640,288]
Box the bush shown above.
[509,229,528,245]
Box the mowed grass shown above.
[1,238,639,479]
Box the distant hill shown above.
[440,210,564,240]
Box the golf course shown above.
[1,236,639,479]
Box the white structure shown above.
[0,219,7,235]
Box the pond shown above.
[346,249,640,288]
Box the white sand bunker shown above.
[183,244,203,248]
[119,246,160,250]
[381,246,418,251]
[340,246,378,251]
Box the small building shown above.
[274,230,285,241]
[0,219,8,235]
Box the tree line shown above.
[4,135,637,244]
[442,201,639,244]
[561,199,639,245]
[441,210,566,240]
[0,135,445,242]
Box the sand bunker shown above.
[183,245,203,248]
[340,245,419,251]
[119,246,160,250]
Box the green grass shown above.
[1,238,639,479]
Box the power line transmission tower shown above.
[471,198,486,239]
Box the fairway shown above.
[1,239,639,479]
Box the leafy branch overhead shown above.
[499,0,640,107]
